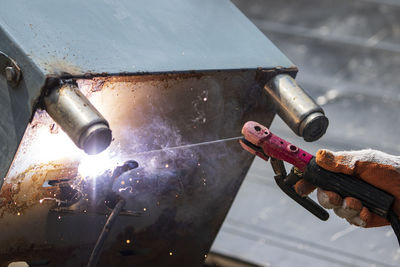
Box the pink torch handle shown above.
[259,129,313,171]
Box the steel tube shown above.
[44,83,112,154]
[264,74,329,141]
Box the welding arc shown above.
[129,136,243,157]
[86,136,241,265]
[87,199,126,267]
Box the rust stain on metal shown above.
[75,72,212,100]
[76,67,298,94]
[0,162,79,217]
[40,59,83,77]
[83,72,209,92]
[255,66,298,86]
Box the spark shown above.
[143,208,147,212]
[169,252,173,256]
[118,186,133,193]
[126,240,131,244]
[58,216,61,220]
[17,212,21,216]
[39,198,63,205]
[203,97,207,101]
[165,164,169,168]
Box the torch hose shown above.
[87,199,126,267]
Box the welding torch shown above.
[240,121,400,246]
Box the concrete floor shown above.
[212,0,400,266]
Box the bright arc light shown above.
[78,150,118,179]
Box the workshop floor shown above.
[212,0,400,266]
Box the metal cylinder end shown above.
[79,123,112,155]
[44,83,112,154]
[264,74,329,142]
[299,112,329,142]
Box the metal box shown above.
[0,1,296,266]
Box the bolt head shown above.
[5,66,16,82]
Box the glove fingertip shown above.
[294,179,316,197]
[316,149,356,175]
[362,210,390,228]
[316,149,337,170]
[359,207,371,226]
[347,216,367,228]
[343,197,363,212]
[317,188,342,209]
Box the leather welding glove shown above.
[294,149,400,227]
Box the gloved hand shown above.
[294,149,400,227]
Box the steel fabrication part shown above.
[0,0,321,266]
[0,72,279,267]
[0,51,21,87]
[0,0,298,182]
[264,74,329,141]
[44,83,112,155]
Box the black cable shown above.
[87,199,126,267]
[388,210,400,247]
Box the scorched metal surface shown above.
[1,72,279,266]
